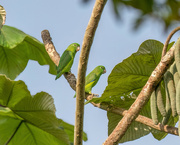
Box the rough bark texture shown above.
[74,0,107,144]
[41,30,76,90]
[103,45,175,145]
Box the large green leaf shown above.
[90,40,177,142]
[108,112,150,143]
[58,119,88,144]
[0,108,68,145]
[91,40,164,105]
[0,75,70,145]
[0,25,56,80]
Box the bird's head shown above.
[99,65,106,74]
[67,43,80,53]
[72,43,80,52]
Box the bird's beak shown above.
[103,69,106,74]
[76,46,80,52]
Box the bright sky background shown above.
[1,0,180,145]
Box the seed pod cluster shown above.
[150,38,180,126]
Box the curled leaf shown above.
[0,5,6,29]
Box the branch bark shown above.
[86,95,178,136]
[75,0,107,144]
[41,29,179,143]
[41,30,76,90]
[103,45,175,145]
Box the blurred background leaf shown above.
[81,0,180,31]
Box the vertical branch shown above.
[103,45,175,145]
[74,0,107,145]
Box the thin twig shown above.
[41,29,179,142]
[103,45,175,145]
[161,26,180,57]
[86,95,179,136]
[75,0,107,144]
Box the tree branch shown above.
[161,26,180,57]
[41,30,76,90]
[103,45,175,145]
[86,95,178,136]
[41,29,178,143]
[75,0,107,144]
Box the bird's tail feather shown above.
[73,93,76,98]
[55,72,63,80]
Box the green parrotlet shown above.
[74,65,106,97]
[55,43,80,80]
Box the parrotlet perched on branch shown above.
[55,43,80,80]
[74,65,106,97]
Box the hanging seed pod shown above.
[162,72,172,125]
[174,38,180,76]
[170,62,180,88]
[164,71,177,117]
[155,84,166,117]
[176,80,180,115]
[150,91,158,125]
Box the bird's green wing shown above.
[57,50,73,73]
[85,72,97,85]
[85,81,95,93]
[85,72,99,93]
